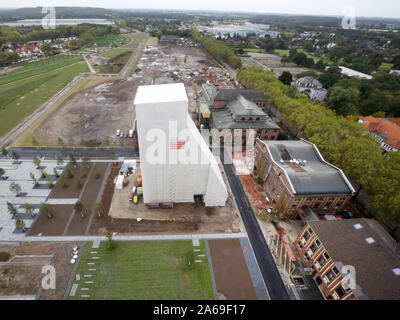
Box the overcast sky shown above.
[1,0,400,19]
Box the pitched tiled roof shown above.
[308,218,400,300]
[359,116,400,149]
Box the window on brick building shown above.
[324,252,330,260]
[310,243,318,253]
[318,255,326,267]
[303,231,310,241]
[335,287,345,298]
[316,239,320,246]
[326,271,335,281]
[333,266,339,274]
[316,277,322,285]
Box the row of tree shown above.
[191,29,242,69]
[238,66,400,227]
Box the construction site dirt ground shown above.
[32,43,230,148]
[208,239,257,300]
[34,78,138,148]
[0,242,80,299]
[89,158,243,235]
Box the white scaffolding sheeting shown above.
[134,83,227,206]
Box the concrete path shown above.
[23,232,247,243]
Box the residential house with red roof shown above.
[359,116,400,152]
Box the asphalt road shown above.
[220,148,290,300]
[5,147,139,160]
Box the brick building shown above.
[295,215,400,300]
[358,116,400,152]
[211,89,269,108]
[254,139,355,218]
[211,95,280,144]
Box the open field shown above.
[68,241,214,300]
[33,78,137,147]
[12,77,106,147]
[242,51,319,77]
[98,48,133,58]
[96,51,132,73]
[0,62,89,139]
[94,34,130,47]
[0,55,79,76]
[145,37,159,46]
[0,58,82,85]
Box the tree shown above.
[275,194,288,218]
[56,156,64,167]
[53,167,60,178]
[75,176,82,188]
[74,201,84,217]
[0,168,4,179]
[25,203,35,217]
[279,71,293,85]
[61,175,68,188]
[66,166,74,178]
[41,43,52,56]
[7,202,17,217]
[11,151,20,161]
[15,219,25,231]
[94,164,101,179]
[82,157,90,169]
[105,230,116,251]
[9,182,21,197]
[93,202,103,218]
[40,203,54,219]
[327,86,360,116]
[1,148,8,157]
[33,156,41,169]
[46,176,54,188]
[69,153,77,167]
[29,172,39,187]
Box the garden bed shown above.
[27,205,74,236]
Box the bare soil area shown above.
[49,163,91,199]
[66,162,108,235]
[34,78,138,147]
[28,205,73,236]
[0,242,80,299]
[89,159,242,235]
[208,239,257,300]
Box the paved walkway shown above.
[23,232,247,242]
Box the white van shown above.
[116,129,120,137]
[129,129,134,138]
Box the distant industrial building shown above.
[254,139,355,219]
[134,83,228,206]
[159,35,179,45]
[358,116,400,152]
[295,77,327,102]
[338,66,372,80]
[295,216,400,300]
[197,22,280,39]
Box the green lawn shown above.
[378,62,394,72]
[0,55,77,76]
[68,241,215,300]
[0,58,82,85]
[244,48,265,53]
[275,49,290,57]
[146,36,159,46]
[0,62,89,138]
[94,34,130,47]
[98,48,132,58]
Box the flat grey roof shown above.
[213,89,268,102]
[212,107,280,130]
[261,140,354,196]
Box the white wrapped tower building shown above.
[134,83,227,206]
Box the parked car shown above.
[129,129,134,138]
[116,129,120,137]
[133,194,138,204]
